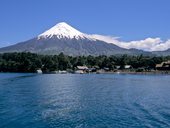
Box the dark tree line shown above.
[0,52,169,73]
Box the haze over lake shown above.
[1,73,170,128]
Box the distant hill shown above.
[152,49,170,56]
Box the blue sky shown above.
[0,0,170,48]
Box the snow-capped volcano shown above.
[38,22,88,40]
[0,22,149,56]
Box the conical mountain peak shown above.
[38,22,86,39]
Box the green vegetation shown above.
[0,52,170,73]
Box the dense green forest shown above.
[0,52,170,73]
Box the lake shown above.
[0,73,170,128]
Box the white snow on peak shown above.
[38,22,88,39]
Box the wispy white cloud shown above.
[91,34,170,51]
[150,40,170,51]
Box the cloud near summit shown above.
[91,34,170,51]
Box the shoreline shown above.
[97,71,170,75]
[1,71,170,75]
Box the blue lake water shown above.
[1,73,170,128]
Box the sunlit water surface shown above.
[1,73,170,128]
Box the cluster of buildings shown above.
[36,60,170,74]
[156,61,170,71]
[36,65,133,74]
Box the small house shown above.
[76,66,89,74]
[36,69,42,74]
[115,66,121,69]
[77,66,88,70]
[124,65,132,69]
